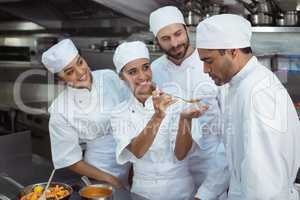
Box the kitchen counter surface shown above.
[0,169,150,200]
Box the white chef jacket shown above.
[151,50,230,199]
[111,96,196,200]
[224,56,300,200]
[48,69,130,182]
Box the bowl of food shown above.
[19,182,72,200]
[79,184,113,200]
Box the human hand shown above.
[180,104,208,119]
[152,89,176,117]
[106,175,124,189]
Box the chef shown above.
[149,6,229,200]
[111,41,209,200]
[196,14,300,200]
[41,39,130,189]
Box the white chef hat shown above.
[149,6,185,37]
[196,14,252,49]
[113,41,149,73]
[42,39,78,73]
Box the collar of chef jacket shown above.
[67,74,99,114]
[48,73,97,116]
[128,94,153,111]
[229,56,258,87]
[163,49,198,72]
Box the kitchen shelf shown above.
[188,26,300,33]
[252,27,300,33]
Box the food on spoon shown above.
[187,98,201,103]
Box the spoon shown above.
[0,194,10,200]
[39,168,56,200]
[166,94,201,103]
[150,82,215,103]
[81,176,92,186]
[157,91,215,104]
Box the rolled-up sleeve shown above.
[111,111,139,165]
[49,114,82,169]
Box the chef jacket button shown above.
[132,110,135,113]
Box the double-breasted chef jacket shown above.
[48,69,130,183]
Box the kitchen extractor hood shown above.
[0,0,22,2]
[0,0,299,33]
[90,0,171,24]
[0,0,151,31]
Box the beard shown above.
[211,57,233,86]
[158,35,190,61]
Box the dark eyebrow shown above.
[174,29,182,34]
[63,66,73,73]
[126,66,137,72]
[142,62,150,67]
[201,57,210,62]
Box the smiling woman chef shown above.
[110,41,210,200]
[41,39,130,189]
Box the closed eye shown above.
[201,58,213,65]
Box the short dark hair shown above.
[218,47,252,56]
[218,49,226,55]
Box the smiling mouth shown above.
[79,74,87,81]
[138,80,151,86]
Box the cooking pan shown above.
[0,175,73,200]
[79,176,113,200]
[276,11,299,26]
[250,12,274,25]
[18,182,73,200]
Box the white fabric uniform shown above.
[151,50,230,200]
[224,56,300,200]
[48,69,130,184]
[111,96,196,200]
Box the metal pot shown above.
[79,176,113,200]
[275,12,285,26]
[236,0,272,15]
[276,11,299,26]
[251,12,273,26]
[256,0,273,13]
[207,3,222,16]
[184,10,202,26]
[284,11,298,26]
[0,175,73,200]
[79,184,113,200]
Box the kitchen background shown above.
[0,0,299,198]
